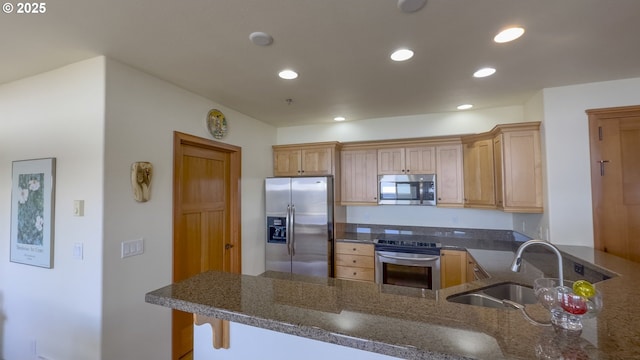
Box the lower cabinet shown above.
[334,242,375,282]
[441,249,488,289]
[440,249,468,289]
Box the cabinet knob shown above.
[438,198,442,201]
[352,248,357,251]
[353,260,357,263]
[353,272,357,276]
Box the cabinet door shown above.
[501,130,543,212]
[273,149,301,176]
[405,146,436,174]
[436,144,464,205]
[440,249,467,289]
[301,147,333,176]
[463,138,495,208]
[341,149,378,204]
[377,148,405,174]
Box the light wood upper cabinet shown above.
[462,122,543,212]
[494,124,543,212]
[273,142,339,177]
[435,144,464,206]
[462,137,496,208]
[341,149,378,205]
[378,146,435,175]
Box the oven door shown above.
[375,251,441,290]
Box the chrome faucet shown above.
[510,239,564,286]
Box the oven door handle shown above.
[377,253,439,262]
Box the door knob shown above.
[225,243,234,250]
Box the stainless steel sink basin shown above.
[447,293,506,308]
[447,282,536,309]
[481,283,537,304]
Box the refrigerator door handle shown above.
[285,205,291,255]
[290,204,296,256]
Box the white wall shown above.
[101,59,275,360]
[277,106,524,230]
[541,77,640,246]
[0,58,105,360]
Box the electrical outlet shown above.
[574,263,585,276]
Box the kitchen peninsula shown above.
[146,229,640,359]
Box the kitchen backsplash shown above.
[342,222,531,242]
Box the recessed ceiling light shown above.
[278,70,298,80]
[397,0,427,13]
[334,116,346,122]
[473,67,496,78]
[390,49,414,61]
[249,32,274,46]
[494,27,525,43]
[457,104,473,110]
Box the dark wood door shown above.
[172,132,241,359]
[588,106,640,262]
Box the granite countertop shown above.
[146,235,640,359]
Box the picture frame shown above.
[10,158,56,268]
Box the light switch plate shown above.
[121,238,144,258]
[73,200,84,216]
[73,242,83,260]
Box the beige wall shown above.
[102,58,275,359]
[0,57,106,360]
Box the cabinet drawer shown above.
[335,266,375,282]
[335,254,374,269]
[335,242,374,256]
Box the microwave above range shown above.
[378,174,436,206]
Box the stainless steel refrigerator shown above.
[265,176,334,277]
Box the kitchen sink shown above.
[447,282,536,309]
[447,293,506,308]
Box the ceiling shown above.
[2,0,640,127]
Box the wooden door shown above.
[173,132,241,360]
[463,138,495,208]
[377,148,405,174]
[501,129,543,212]
[405,146,436,174]
[300,147,333,175]
[341,149,378,204]
[588,106,640,262]
[273,148,301,176]
[435,144,464,206]
[440,250,467,289]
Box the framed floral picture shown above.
[10,158,56,268]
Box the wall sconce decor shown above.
[131,162,152,202]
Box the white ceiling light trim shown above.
[278,70,298,80]
[473,67,496,78]
[390,49,414,61]
[249,32,274,46]
[397,0,427,13]
[494,27,525,43]
[457,104,473,110]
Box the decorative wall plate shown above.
[206,109,228,139]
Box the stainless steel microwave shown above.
[378,174,436,205]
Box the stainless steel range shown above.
[374,239,441,290]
